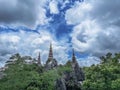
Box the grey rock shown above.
[63,71,81,90]
[72,62,85,81]
[55,78,66,90]
[45,58,57,70]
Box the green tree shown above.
[82,53,120,90]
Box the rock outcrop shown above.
[45,58,57,70]
[71,49,85,82]
[55,66,84,90]
[55,49,85,90]
[55,78,66,90]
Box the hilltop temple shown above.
[72,49,85,81]
[37,43,57,69]
[37,43,85,83]
[45,43,58,70]
[37,52,41,66]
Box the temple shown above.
[45,43,57,70]
[71,49,85,82]
[48,43,53,60]
[38,52,41,66]
[72,49,77,64]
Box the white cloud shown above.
[0,0,50,27]
[65,0,120,57]
[65,1,92,25]
[78,56,100,67]
[64,0,120,66]
[1,0,120,67]
[1,35,20,44]
[71,20,100,53]
[0,29,70,67]
[49,0,59,14]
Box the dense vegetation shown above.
[82,53,120,90]
[0,54,72,90]
[0,53,120,90]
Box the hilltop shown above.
[0,52,84,90]
[0,44,120,90]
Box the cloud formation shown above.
[0,0,83,27]
[66,0,120,57]
[0,0,49,27]
[0,0,120,67]
[0,28,70,67]
[49,0,59,14]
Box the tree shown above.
[82,53,120,90]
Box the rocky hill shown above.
[0,52,120,90]
[0,53,84,90]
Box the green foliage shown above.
[0,53,120,90]
[82,53,120,90]
[0,54,72,90]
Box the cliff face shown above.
[72,62,85,82]
[55,78,66,90]
[55,61,85,90]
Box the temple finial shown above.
[38,52,41,66]
[72,48,76,63]
[48,43,53,59]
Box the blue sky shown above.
[0,0,120,67]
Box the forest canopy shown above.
[0,53,120,90]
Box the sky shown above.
[0,0,120,67]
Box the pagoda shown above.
[45,43,57,70]
[71,49,85,81]
[38,52,41,66]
